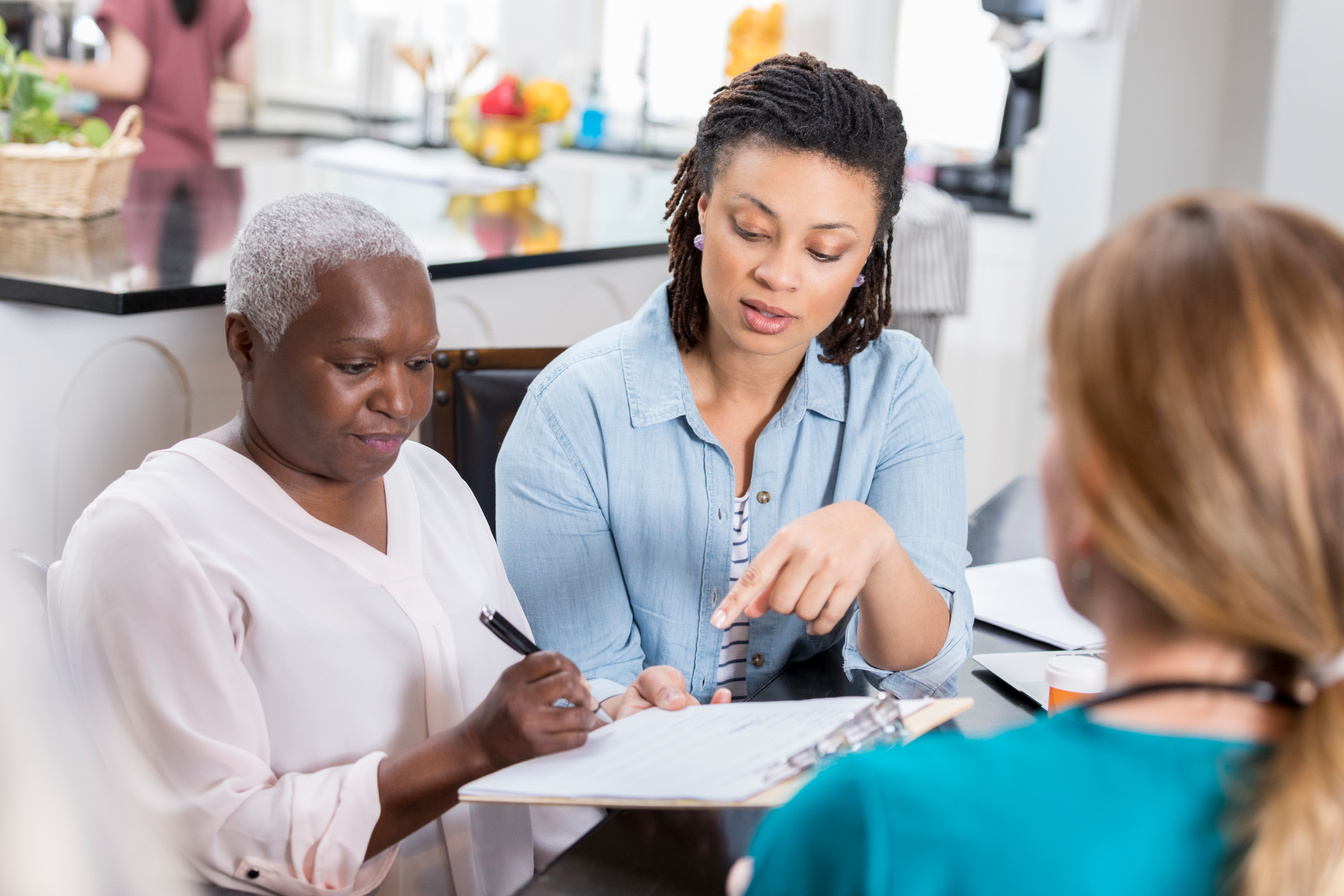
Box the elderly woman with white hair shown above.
[48,192,700,896]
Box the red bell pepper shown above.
[480,75,526,117]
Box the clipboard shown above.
[459,694,972,809]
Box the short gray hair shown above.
[225,192,426,348]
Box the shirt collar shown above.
[621,281,848,429]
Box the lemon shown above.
[515,128,542,164]
[479,125,517,166]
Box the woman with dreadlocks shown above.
[496,54,971,717]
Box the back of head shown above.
[225,192,425,349]
[1047,193,1344,895]
[665,52,908,365]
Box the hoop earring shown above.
[693,234,705,251]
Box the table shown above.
[516,477,1053,895]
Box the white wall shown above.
[1001,7,1131,487]
[788,0,902,96]
[496,0,604,96]
[1262,0,1344,230]
[987,0,1307,500]
[892,0,1007,154]
[1109,0,1255,224]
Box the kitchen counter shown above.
[1,147,676,562]
[0,148,674,314]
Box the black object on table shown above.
[513,476,1055,895]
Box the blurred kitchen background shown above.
[1,0,1340,564]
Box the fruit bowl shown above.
[450,77,569,169]
[450,109,543,168]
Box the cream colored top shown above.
[48,438,591,896]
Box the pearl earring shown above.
[853,273,865,288]
[693,234,705,251]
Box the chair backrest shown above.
[966,476,1046,567]
[421,347,566,534]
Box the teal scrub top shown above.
[745,710,1263,896]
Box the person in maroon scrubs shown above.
[44,0,251,169]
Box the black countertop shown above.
[0,149,674,314]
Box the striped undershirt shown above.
[716,495,752,700]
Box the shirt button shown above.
[246,869,260,880]
[756,490,771,504]
[751,653,765,667]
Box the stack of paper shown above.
[966,557,1105,649]
[459,696,939,807]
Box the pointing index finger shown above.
[711,545,784,629]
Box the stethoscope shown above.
[1078,678,1302,711]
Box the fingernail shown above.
[658,689,681,707]
[711,610,727,628]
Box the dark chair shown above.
[966,475,1046,567]
[420,347,566,534]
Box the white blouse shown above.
[48,438,594,896]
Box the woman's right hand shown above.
[460,651,599,771]
[368,651,595,858]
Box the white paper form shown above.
[966,557,1106,649]
[460,696,931,804]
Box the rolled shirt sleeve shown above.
[48,496,396,896]
[841,342,973,697]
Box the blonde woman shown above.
[740,194,1344,895]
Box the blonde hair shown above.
[1047,193,1344,895]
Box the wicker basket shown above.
[0,105,144,218]
[0,213,129,282]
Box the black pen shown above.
[479,607,614,723]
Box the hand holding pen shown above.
[480,607,615,724]
[482,606,732,722]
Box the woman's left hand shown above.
[711,500,896,636]
[603,666,732,721]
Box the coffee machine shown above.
[934,0,1046,213]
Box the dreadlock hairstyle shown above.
[664,52,907,366]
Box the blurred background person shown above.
[43,0,252,168]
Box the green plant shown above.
[0,19,17,110]
[0,20,110,146]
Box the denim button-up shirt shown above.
[496,284,972,704]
